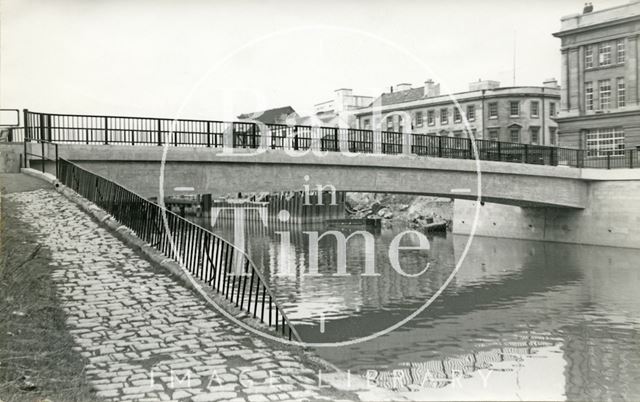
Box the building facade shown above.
[352,80,561,146]
[298,88,374,127]
[553,1,640,154]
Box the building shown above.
[237,105,298,125]
[351,80,561,146]
[553,1,640,155]
[298,88,374,127]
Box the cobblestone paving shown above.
[5,188,349,402]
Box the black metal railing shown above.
[0,127,25,142]
[57,157,301,342]
[21,109,640,169]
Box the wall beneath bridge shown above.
[453,174,640,248]
[40,144,590,208]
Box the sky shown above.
[0,0,629,121]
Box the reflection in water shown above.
[192,216,640,400]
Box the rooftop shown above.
[554,0,640,35]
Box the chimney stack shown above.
[583,2,593,13]
[424,79,441,97]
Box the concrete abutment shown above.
[453,179,640,248]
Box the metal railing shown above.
[0,127,25,142]
[20,109,640,169]
[56,157,301,342]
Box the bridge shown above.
[4,109,640,248]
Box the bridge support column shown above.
[452,180,640,248]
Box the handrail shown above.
[56,157,301,342]
[20,109,639,170]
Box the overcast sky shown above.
[0,0,628,121]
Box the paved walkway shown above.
[4,182,353,402]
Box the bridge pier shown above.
[453,179,640,249]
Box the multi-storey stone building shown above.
[553,1,640,154]
[352,80,561,145]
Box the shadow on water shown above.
[192,216,640,400]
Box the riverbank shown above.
[346,193,453,229]
[0,173,364,402]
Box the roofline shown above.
[355,86,560,115]
[552,13,640,38]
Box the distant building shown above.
[237,105,298,125]
[298,88,374,127]
[553,1,640,154]
[352,80,561,146]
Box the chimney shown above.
[395,83,412,92]
[468,80,500,91]
[583,2,593,13]
[424,79,441,97]
[543,78,559,89]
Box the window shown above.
[550,127,557,145]
[489,129,499,141]
[467,105,475,121]
[530,127,540,144]
[510,101,520,117]
[488,102,498,119]
[440,108,448,124]
[453,108,461,123]
[550,102,556,117]
[386,116,394,130]
[585,46,593,69]
[599,79,611,110]
[586,127,625,157]
[617,77,625,108]
[530,101,539,117]
[415,111,423,127]
[510,128,520,143]
[617,39,625,64]
[427,110,435,126]
[598,43,611,66]
[363,118,370,130]
[585,82,594,111]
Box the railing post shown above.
[104,116,109,145]
[157,119,163,146]
[438,136,443,158]
[206,121,211,148]
[55,144,59,178]
[607,152,611,169]
[630,149,634,169]
[23,109,29,168]
[523,144,528,164]
[46,114,52,141]
[577,149,584,168]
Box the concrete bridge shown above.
[42,144,590,208]
[6,108,640,248]
[15,141,638,248]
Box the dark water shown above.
[194,217,640,400]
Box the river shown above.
[191,216,640,400]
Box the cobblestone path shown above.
[5,188,351,402]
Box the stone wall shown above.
[0,143,23,173]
